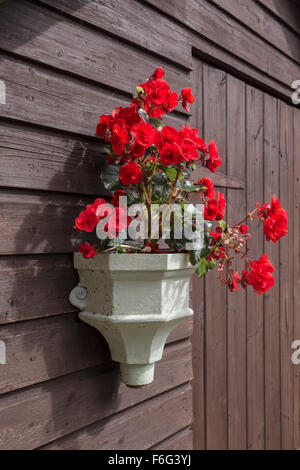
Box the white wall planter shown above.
[69,253,194,387]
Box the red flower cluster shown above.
[199,177,215,199]
[74,195,131,250]
[132,67,179,118]
[119,161,143,186]
[180,87,195,112]
[204,192,226,221]
[95,67,221,179]
[74,198,107,232]
[155,124,206,166]
[242,254,275,295]
[78,242,96,259]
[74,67,288,298]
[206,141,222,173]
[258,196,288,243]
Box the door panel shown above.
[191,57,299,450]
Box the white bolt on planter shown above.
[69,253,194,387]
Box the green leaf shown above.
[117,247,127,253]
[179,181,202,192]
[152,173,171,202]
[196,259,208,278]
[126,189,141,205]
[200,246,211,258]
[206,258,216,270]
[219,220,228,231]
[100,164,121,191]
[189,250,202,266]
[196,257,216,278]
[133,86,145,99]
[165,167,178,182]
[165,168,185,183]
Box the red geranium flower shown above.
[199,177,215,199]
[160,142,182,166]
[258,196,288,243]
[96,115,112,140]
[119,161,143,186]
[264,212,288,242]
[204,192,226,221]
[216,192,226,221]
[243,254,275,295]
[112,106,140,129]
[74,198,110,232]
[181,140,198,162]
[161,126,181,146]
[152,67,165,80]
[111,190,127,207]
[147,79,170,105]
[180,124,207,152]
[239,224,248,234]
[106,206,131,238]
[181,87,195,104]
[206,140,222,173]
[167,91,178,111]
[74,207,99,232]
[204,199,219,221]
[79,242,96,259]
[130,122,155,147]
[229,272,241,292]
[129,142,145,159]
[181,87,195,112]
[110,122,130,155]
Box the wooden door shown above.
[191,57,300,450]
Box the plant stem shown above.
[167,165,181,205]
[141,182,150,205]
[101,244,143,253]
[233,208,258,228]
[148,160,158,202]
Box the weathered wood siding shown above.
[0,0,299,450]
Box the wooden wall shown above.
[0,0,299,450]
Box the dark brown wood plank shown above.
[151,427,193,450]
[0,313,192,394]
[0,0,191,94]
[209,0,300,63]
[192,167,244,189]
[190,58,205,450]
[256,0,300,37]
[0,122,107,195]
[279,101,294,449]
[36,0,192,69]
[0,255,77,324]
[246,85,264,450]
[167,317,193,344]
[41,384,192,450]
[293,107,300,450]
[145,0,300,89]
[0,54,186,137]
[0,313,111,394]
[263,94,281,449]
[0,340,192,450]
[0,189,94,255]
[192,33,292,102]
[203,64,227,450]
[226,74,247,450]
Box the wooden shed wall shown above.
[0,0,299,450]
